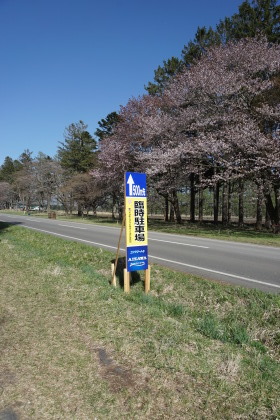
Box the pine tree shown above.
[58,121,97,173]
[95,112,121,143]
[145,0,280,95]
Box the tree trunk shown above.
[172,190,182,224]
[111,191,116,220]
[69,194,74,215]
[190,173,196,222]
[265,190,279,226]
[213,181,220,225]
[77,202,83,217]
[274,186,280,224]
[238,179,244,227]
[118,202,124,222]
[198,187,204,223]
[256,185,263,230]
[63,203,69,215]
[228,181,232,224]
[169,205,175,222]
[46,194,51,213]
[265,207,271,230]
[222,181,229,226]
[165,196,169,222]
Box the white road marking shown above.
[148,255,280,289]
[1,215,41,222]
[21,225,280,290]
[23,225,125,251]
[58,224,87,229]
[150,238,209,248]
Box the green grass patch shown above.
[0,222,279,419]
[148,219,280,247]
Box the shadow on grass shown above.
[0,409,19,420]
[110,257,141,289]
[0,221,21,235]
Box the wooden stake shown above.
[144,265,151,293]
[111,212,126,286]
[123,268,130,293]
[111,263,116,287]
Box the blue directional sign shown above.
[125,172,147,198]
[125,172,148,272]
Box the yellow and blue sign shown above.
[125,172,148,272]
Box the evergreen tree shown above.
[216,0,280,43]
[95,112,121,143]
[0,157,16,182]
[0,156,22,183]
[182,26,221,65]
[145,0,280,95]
[58,120,97,173]
[19,149,33,165]
[145,57,184,96]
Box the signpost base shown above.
[111,263,117,287]
[123,268,130,293]
[122,266,150,294]
[144,265,151,293]
[111,213,126,286]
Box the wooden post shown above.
[111,212,126,286]
[123,268,130,293]
[111,263,117,287]
[144,265,151,294]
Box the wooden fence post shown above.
[123,268,130,293]
[144,265,151,293]
[111,212,126,286]
[111,263,117,287]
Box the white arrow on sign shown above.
[127,174,135,196]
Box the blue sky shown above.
[0,0,242,164]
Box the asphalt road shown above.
[1,213,279,293]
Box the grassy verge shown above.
[148,219,280,247]
[0,222,279,419]
[1,209,280,247]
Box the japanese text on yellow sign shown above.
[125,197,148,247]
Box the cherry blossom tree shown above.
[146,37,280,225]
[94,37,280,227]
[93,95,160,219]
[0,182,16,209]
